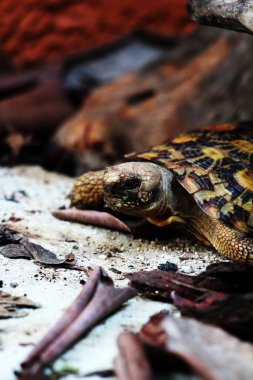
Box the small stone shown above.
[157,262,178,272]
[110,268,122,274]
[181,265,192,274]
[10,282,18,288]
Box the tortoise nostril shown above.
[104,180,120,195]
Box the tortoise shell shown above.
[128,122,253,235]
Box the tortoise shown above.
[69,122,253,262]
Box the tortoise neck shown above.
[159,167,179,216]
[162,172,196,218]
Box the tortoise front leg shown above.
[192,214,253,262]
[69,170,104,209]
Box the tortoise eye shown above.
[124,178,141,189]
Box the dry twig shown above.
[19,267,136,377]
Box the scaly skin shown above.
[147,211,253,262]
[191,212,253,262]
[69,165,253,262]
[69,170,104,209]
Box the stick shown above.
[22,267,101,368]
[114,332,153,380]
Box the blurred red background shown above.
[0,0,194,68]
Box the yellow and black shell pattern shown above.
[128,122,253,235]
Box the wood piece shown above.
[0,63,75,135]
[0,290,38,319]
[54,28,253,170]
[127,263,253,342]
[22,267,101,369]
[188,0,253,34]
[114,332,153,380]
[19,267,136,377]
[140,313,253,380]
[52,209,131,233]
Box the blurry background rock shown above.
[1,0,253,176]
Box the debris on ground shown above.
[0,290,39,319]
[19,267,136,378]
[127,262,253,342]
[0,227,74,266]
[139,312,253,380]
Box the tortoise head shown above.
[103,162,173,217]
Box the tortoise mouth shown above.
[104,181,161,215]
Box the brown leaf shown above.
[16,371,49,380]
[172,290,253,342]
[0,290,39,318]
[0,225,22,245]
[53,209,131,233]
[21,239,68,265]
[0,232,72,266]
[127,269,196,302]
[1,244,31,260]
[127,262,253,341]
[53,208,179,238]
[140,313,253,380]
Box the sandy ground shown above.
[0,166,222,379]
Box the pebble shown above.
[10,282,19,288]
[181,265,192,274]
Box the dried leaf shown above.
[172,290,253,342]
[0,290,39,318]
[1,244,31,259]
[0,225,22,245]
[127,263,253,341]
[52,209,131,233]
[0,234,72,266]
[53,209,179,238]
[16,371,49,380]
[140,313,253,380]
[127,269,196,302]
[21,239,67,265]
